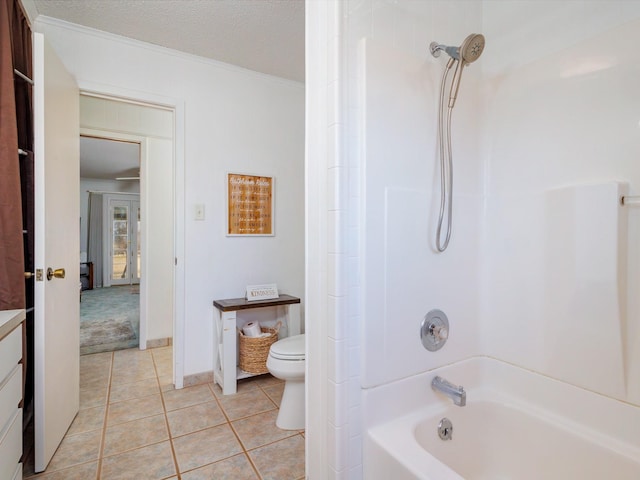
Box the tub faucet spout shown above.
[431,376,466,406]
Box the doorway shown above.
[80,135,142,355]
[79,94,176,361]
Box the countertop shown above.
[0,309,25,341]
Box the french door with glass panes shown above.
[106,196,140,285]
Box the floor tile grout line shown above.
[243,431,304,453]
[208,383,263,479]
[102,396,165,427]
[24,460,99,479]
[177,452,258,478]
[23,358,112,478]
[106,389,162,408]
[101,437,172,461]
[257,381,282,409]
[162,383,218,413]
[98,352,169,470]
[166,393,296,449]
[223,405,279,425]
[153,348,183,480]
[227,417,305,479]
[110,374,158,384]
[244,380,305,478]
[95,350,114,480]
[208,378,304,479]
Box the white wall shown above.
[144,136,174,342]
[482,3,640,405]
[352,0,484,381]
[358,33,483,388]
[35,17,305,377]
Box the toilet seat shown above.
[269,334,305,361]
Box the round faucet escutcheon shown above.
[421,309,449,351]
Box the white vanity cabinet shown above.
[0,310,25,480]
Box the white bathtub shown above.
[363,357,640,479]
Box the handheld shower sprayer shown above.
[430,34,485,252]
[431,33,485,108]
[430,33,485,63]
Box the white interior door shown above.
[33,32,80,472]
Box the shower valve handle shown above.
[431,324,448,341]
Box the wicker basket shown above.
[238,321,281,374]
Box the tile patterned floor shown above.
[24,347,305,479]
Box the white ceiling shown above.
[32,0,305,82]
[80,137,140,180]
[30,0,305,181]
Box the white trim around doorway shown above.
[79,81,186,389]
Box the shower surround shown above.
[305,0,640,477]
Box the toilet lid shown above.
[270,334,305,360]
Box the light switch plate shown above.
[195,204,205,220]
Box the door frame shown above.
[79,83,186,388]
[82,129,150,349]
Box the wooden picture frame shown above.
[227,173,274,236]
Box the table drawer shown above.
[0,327,21,384]
[0,409,22,480]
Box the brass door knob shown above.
[46,267,66,281]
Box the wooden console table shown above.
[80,262,93,290]
[213,294,301,395]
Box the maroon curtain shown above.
[11,0,33,309]
[9,0,31,149]
[0,0,26,309]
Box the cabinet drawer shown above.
[0,326,21,384]
[0,365,22,433]
[12,462,22,480]
[0,409,22,480]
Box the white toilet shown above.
[266,333,305,430]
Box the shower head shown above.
[430,33,485,108]
[459,33,485,63]
[430,33,485,65]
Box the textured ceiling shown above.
[80,137,140,180]
[32,0,305,82]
